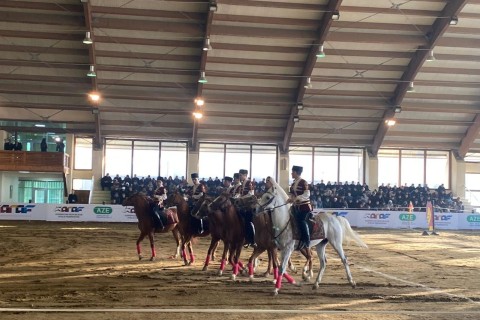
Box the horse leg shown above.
[211,240,219,261]
[274,242,295,295]
[313,239,329,289]
[231,244,243,281]
[330,237,356,288]
[180,237,189,266]
[287,257,297,274]
[248,247,264,281]
[263,249,273,277]
[301,247,313,282]
[148,232,156,261]
[203,238,218,271]
[187,238,195,265]
[136,232,147,260]
[217,241,229,276]
[170,227,181,259]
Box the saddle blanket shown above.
[293,214,325,240]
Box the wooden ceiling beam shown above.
[92,6,206,21]
[281,0,344,153]
[0,10,84,26]
[93,18,204,36]
[369,0,469,156]
[457,114,480,158]
[0,0,82,12]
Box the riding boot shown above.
[249,221,257,247]
[153,207,164,230]
[297,220,310,250]
[198,218,204,234]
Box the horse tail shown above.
[336,216,368,249]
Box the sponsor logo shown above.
[94,207,112,214]
[55,206,84,213]
[0,204,36,214]
[467,215,480,223]
[123,207,135,214]
[434,214,452,221]
[399,213,416,221]
[364,213,390,219]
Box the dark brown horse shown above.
[164,191,210,266]
[208,193,256,280]
[122,193,181,261]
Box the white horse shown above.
[256,185,368,295]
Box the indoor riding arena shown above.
[0,218,479,320]
[1,0,480,319]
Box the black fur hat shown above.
[224,176,233,182]
[292,165,303,174]
[233,173,240,179]
[191,173,199,179]
[239,169,248,175]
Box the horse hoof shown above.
[273,289,279,296]
[218,271,223,276]
[231,275,236,281]
[249,275,254,282]
[138,256,143,261]
[202,266,208,272]
[312,283,319,290]
[150,257,155,261]
[351,282,356,289]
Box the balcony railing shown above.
[0,151,70,174]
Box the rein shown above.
[258,193,291,242]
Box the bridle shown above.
[257,191,291,242]
[257,191,289,212]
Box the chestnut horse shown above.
[122,193,181,261]
[164,191,210,266]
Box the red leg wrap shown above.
[248,262,254,276]
[273,267,279,280]
[275,274,283,289]
[136,244,141,254]
[204,255,211,266]
[283,273,295,284]
[220,259,226,271]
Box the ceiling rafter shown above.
[191,2,214,151]
[369,0,469,157]
[281,0,343,153]
[81,1,101,149]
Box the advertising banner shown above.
[0,203,47,221]
[312,209,357,227]
[46,204,137,223]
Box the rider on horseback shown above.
[288,165,312,251]
[229,173,241,197]
[152,178,167,230]
[235,169,257,248]
[187,173,207,234]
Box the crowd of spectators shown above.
[100,174,464,212]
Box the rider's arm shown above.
[294,180,311,203]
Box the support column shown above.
[451,156,466,198]
[92,148,104,191]
[187,150,199,182]
[278,152,290,192]
[365,152,379,191]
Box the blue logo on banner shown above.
[55,206,84,213]
[0,204,36,214]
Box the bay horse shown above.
[122,193,181,261]
[207,192,253,280]
[256,187,368,295]
[164,191,210,266]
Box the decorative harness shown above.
[257,191,291,245]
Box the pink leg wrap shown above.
[204,255,211,266]
[233,263,239,276]
[238,261,244,269]
[151,245,156,257]
[283,273,295,284]
[275,274,283,289]
[273,267,279,280]
[220,259,226,271]
[248,262,254,276]
[190,254,195,264]
[136,244,141,255]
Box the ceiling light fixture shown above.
[331,11,340,20]
[88,92,101,102]
[394,105,402,113]
[304,77,312,89]
[198,71,208,84]
[209,1,217,12]
[316,44,326,58]
[203,38,212,51]
[293,116,300,123]
[297,103,304,110]
[426,50,435,62]
[83,31,93,44]
[406,81,415,93]
[35,123,46,128]
[195,98,205,107]
[193,111,203,119]
[87,65,96,77]
[385,119,396,126]
[449,16,458,25]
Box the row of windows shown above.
[73,138,450,188]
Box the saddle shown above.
[292,214,325,241]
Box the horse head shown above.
[256,190,278,214]
[233,195,257,211]
[165,191,185,208]
[209,192,231,212]
[122,193,146,207]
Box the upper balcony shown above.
[0,151,70,174]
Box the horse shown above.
[122,193,181,261]
[256,188,368,295]
[164,191,210,266]
[207,192,252,279]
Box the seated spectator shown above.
[68,190,78,203]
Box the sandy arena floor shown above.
[0,221,478,320]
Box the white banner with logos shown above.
[1,204,479,230]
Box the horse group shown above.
[123,188,367,295]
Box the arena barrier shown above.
[1,203,479,230]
